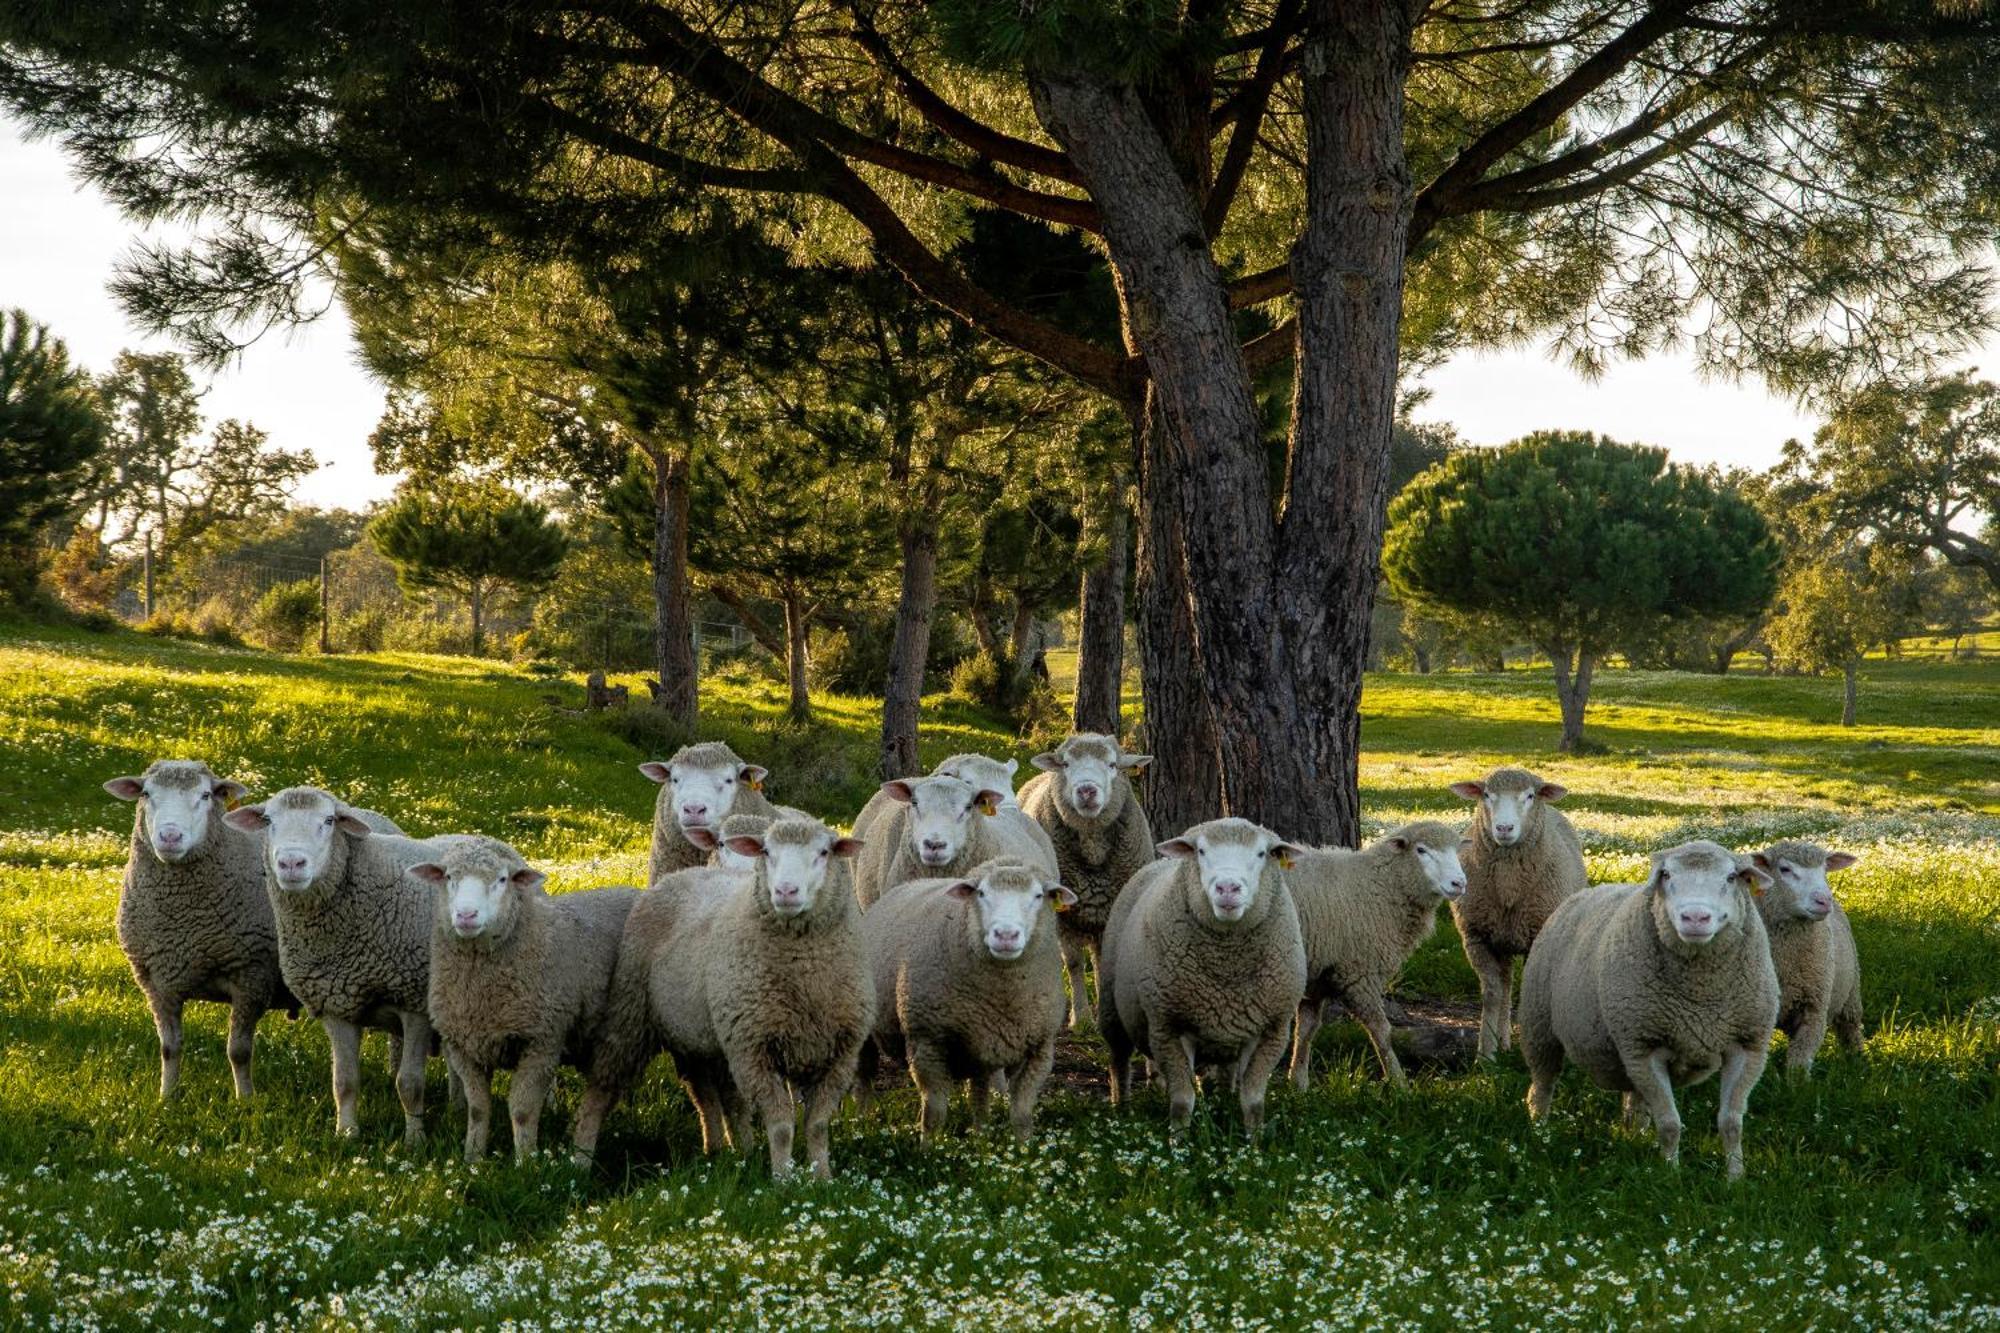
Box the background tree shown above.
[1766,543,1927,725]
[0,310,106,601]
[368,482,568,655]
[7,1,1998,840]
[171,419,316,544]
[90,351,201,546]
[1384,432,1779,751]
[1784,373,2000,593]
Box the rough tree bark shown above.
[1548,642,1597,753]
[1073,491,1128,735]
[881,520,937,780]
[1841,658,1858,726]
[1031,1,1411,846]
[782,585,812,723]
[648,446,699,727]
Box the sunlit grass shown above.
[1,617,1997,1329]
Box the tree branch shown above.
[1204,0,1301,237]
[525,96,817,192]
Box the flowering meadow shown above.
[1,620,1996,1330]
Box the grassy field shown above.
[1,618,1997,1330]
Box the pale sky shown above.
[1,113,1977,500]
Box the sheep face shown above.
[104,760,247,864]
[1752,843,1858,923]
[935,754,1020,806]
[946,863,1077,960]
[882,776,1003,869]
[1031,734,1151,819]
[727,820,862,918]
[1159,818,1299,925]
[689,814,773,875]
[640,744,767,837]
[1450,768,1567,847]
[410,843,545,941]
[225,787,374,893]
[1383,824,1469,901]
[1648,841,1769,945]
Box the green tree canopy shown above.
[0,310,106,593]
[1765,543,1927,725]
[1384,431,1779,750]
[368,481,568,655]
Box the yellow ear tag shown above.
[1276,852,1296,870]
[749,779,764,792]
[225,795,243,812]
[1053,898,1071,913]
[977,796,998,816]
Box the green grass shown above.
[2,618,1997,1329]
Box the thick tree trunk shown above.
[650,449,699,726]
[1548,642,1596,753]
[709,581,788,659]
[1073,494,1128,735]
[881,521,938,780]
[1841,659,1858,726]
[1032,6,1410,847]
[968,572,1001,657]
[782,586,811,722]
[1412,642,1431,675]
[1008,597,1036,669]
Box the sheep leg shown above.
[323,1016,364,1136]
[1624,1048,1683,1166]
[1833,996,1864,1051]
[387,1029,403,1079]
[910,1042,955,1143]
[1717,1044,1766,1181]
[507,1050,559,1162]
[1348,991,1407,1088]
[680,1058,733,1156]
[569,1078,620,1164]
[1156,1032,1199,1134]
[446,1043,492,1163]
[1059,933,1089,1029]
[1619,1093,1650,1132]
[1786,1007,1829,1079]
[720,1078,754,1154]
[147,992,185,1100]
[225,994,259,1099]
[738,1060,797,1178]
[1463,934,1512,1061]
[1006,1039,1055,1142]
[966,1074,991,1130]
[1237,1021,1291,1140]
[392,1011,434,1147]
[1522,1017,1564,1121]
[1103,1012,1135,1108]
[801,1054,856,1180]
[853,1039,880,1116]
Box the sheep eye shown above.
[1780,865,1795,877]
[323,815,335,827]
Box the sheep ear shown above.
[638,761,671,785]
[684,826,720,852]
[944,879,978,900]
[1449,781,1485,801]
[1536,782,1568,802]
[1050,884,1079,909]
[829,837,864,860]
[1118,754,1154,775]
[104,776,146,801]
[223,804,270,832]
[1750,852,1774,873]
[1736,862,1772,891]
[1003,758,1019,777]
[510,867,548,893]
[1030,751,1062,772]
[334,811,374,838]
[1645,856,1670,893]
[881,780,917,805]
[213,779,249,806]
[408,862,447,886]
[974,789,1004,817]
[1386,836,1410,854]
[1157,837,1198,859]
[1824,851,1859,872]
[723,835,766,859]
[1273,842,1304,870]
[740,764,768,792]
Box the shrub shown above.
[343,607,388,653]
[251,579,323,652]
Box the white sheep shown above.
[1448,767,1588,1059]
[706,817,874,1179]
[572,813,770,1159]
[639,741,800,883]
[1018,733,1155,1027]
[858,859,1076,1140]
[1099,817,1306,1137]
[1287,819,1468,1088]
[224,786,475,1144]
[1748,840,1864,1076]
[103,759,285,1100]
[1520,840,1780,1178]
[851,774,1054,909]
[413,837,639,1162]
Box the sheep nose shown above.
[992,926,1023,948]
[1075,783,1100,803]
[1493,823,1516,837]
[276,852,308,875]
[922,837,948,853]
[156,827,185,847]
[1810,892,1833,913]
[1679,908,1714,930]
[772,882,802,903]
[453,909,480,928]
[680,802,709,820]
[1213,879,1244,898]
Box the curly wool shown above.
[1753,840,1864,1069]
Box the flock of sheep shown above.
[104,736,1863,1181]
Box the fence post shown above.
[318,555,331,654]
[142,533,154,620]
